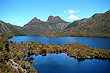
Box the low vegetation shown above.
[0,38,37,73]
[0,37,110,73]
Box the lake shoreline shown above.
[40,35,110,38]
[27,50,110,61]
[27,52,110,62]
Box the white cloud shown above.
[64,9,80,14]
[68,10,75,14]
[67,15,80,20]
[64,9,80,20]
[68,9,80,14]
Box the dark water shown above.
[9,36,110,73]
[9,36,110,49]
[30,53,110,73]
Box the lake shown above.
[9,36,110,73]
[9,36,110,50]
[29,53,110,73]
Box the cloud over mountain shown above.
[67,14,80,20]
[64,9,80,20]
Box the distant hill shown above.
[0,20,24,40]
[23,16,70,35]
[41,10,110,37]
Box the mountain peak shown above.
[106,10,110,13]
[47,16,66,23]
[33,17,38,20]
[27,17,42,24]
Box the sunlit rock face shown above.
[47,16,66,23]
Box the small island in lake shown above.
[0,39,110,73]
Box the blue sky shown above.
[0,0,110,26]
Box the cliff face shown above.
[47,16,66,23]
[41,10,110,37]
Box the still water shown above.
[9,36,110,49]
[9,36,110,73]
[30,53,110,73]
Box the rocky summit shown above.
[27,17,43,25]
[47,16,66,23]
[23,16,70,35]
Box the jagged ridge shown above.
[23,16,70,35]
